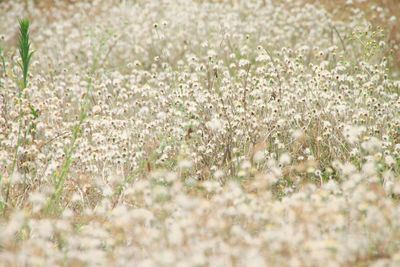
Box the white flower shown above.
[279,153,291,165]
[238,59,250,67]
[343,124,366,144]
[361,137,382,153]
[178,159,193,169]
[206,118,223,132]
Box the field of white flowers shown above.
[0,0,399,266]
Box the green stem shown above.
[46,78,93,214]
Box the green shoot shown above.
[18,18,33,89]
[3,19,34,213]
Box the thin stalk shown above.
[4,19,34,212]
[0,45,6,82]
[45,77,93,214]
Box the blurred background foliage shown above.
[303,0,399,73]
[1,0,399,73]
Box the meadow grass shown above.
[0,1,399,266]
[3,19,34,213]
[17,19,33,90]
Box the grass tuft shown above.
[18,18,33,89]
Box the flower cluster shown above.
[0,0,399,266]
